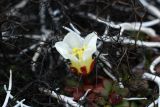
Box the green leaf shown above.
[102,79,112,97]
[113,85,129,97]
[65,78,79,87]
[96,97,106,106]
[114,101,129,107]
[104,105,112,107]
[130,102,138,107]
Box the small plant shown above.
[55,31,98,75]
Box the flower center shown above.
[72,47,86,60]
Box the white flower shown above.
[55,31,98,75]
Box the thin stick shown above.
[142,73,160,107]
[150,56,160,73]
[2,70,12,107]
[39,88,83,107]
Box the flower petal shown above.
[84,32,98,49]
[83,32,98,61]
[63,32,84,48]
[83,48,94,61]
[55,42,78,62]
[67,54,78,62]
[55,42,71,59]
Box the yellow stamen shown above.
[70,46,94,75]
[72,47,86,60]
